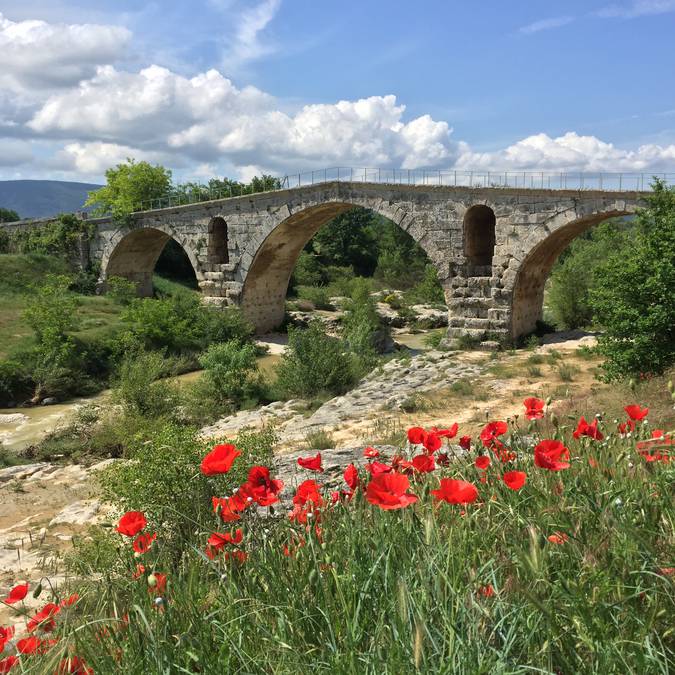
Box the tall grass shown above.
[4,410,674,673]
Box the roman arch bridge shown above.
[4,172,650,341]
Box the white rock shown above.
[49,500,101,526]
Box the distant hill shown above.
[0,180,102,220]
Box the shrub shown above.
[198,340,262,408]
[98,424,275,545]
[0,229,10,253]
[274,322,356,399]
[107,276,138,305]
[0,360,32,406]
[112,351,179,418]
[405,265,445,305]
[295,285,334,310]
[590,180,675,380]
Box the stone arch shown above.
[464,204,496,269]
[240,200,440,333]
[208,217,229,264]
[101,226,199,297]
[509,207,634,338]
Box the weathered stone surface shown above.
[5,182,644,341]
[49,500,101,526]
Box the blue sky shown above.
[0,0,674,182]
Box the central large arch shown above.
[510,209,633,338]
[240,201,442,333]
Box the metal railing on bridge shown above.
[131,168,675,213]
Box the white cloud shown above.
[220,0,281,73]
[596,0,675,18]
[518,16,574,34]
[28,67,461,171]
[53,142,178,175]
[0,12,131,92]
[455,132,675,172]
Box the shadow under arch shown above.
[102,226,199,297]
[510,209,632,339]
[241,201,439,334]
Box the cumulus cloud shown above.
[28,66,461,171]
[455,132,675,172]
[0,12,131,92]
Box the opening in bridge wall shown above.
[208,217,229,264]
[464,205,496,268]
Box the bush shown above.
[107,276,138,305]
[112,351,179,418]
[0,229,10,253]
[404,265,445,305]
[274,322,356,399]
[590,180,675,380]
[198,340,262,408]
[342,278,386,371]
[98,424,275,545]
[295,285,334,310]
[0,360,32,406]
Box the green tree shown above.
[548,220,631,330]
[0,207,20,223]
[85,159,172,218]
[590,179,675,380]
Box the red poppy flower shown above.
[116,511,147,537]
[436,452,450,466]
[133,532,157,554]
[523,397,545,420]
[659,567,675,576]
[206,529,243,558]
[407,426,427,445]
[132,563,145,580]
[625,404,649,421]
[534,440,570,471]
[293,479,324,507]
[475,455,490,470]
[363,446,379,458]
[431,478,479,504]
[147,573,167,595]
[432,423,459,438]
[224,550,248,564]
[212,496,243,522]
[480,421,508,449]
[459,435,471,451]
[423,432,442,453]
[618,419,635,434]
[365,461,392,477]
[0,625,15,647]
[477,584,494,598]
[297,452,323,472]
[547,532,569,545]
[58,594,79,609]
[412,453,436,473]
[3,583,28,604]
[245,466,284,506]
[16,636,57,655]
[366,472,418,510]
[0,656,19,673]
[27,603,61,632]
[343,464,359,490]
[200,443,241,476]
[503,470,526,491]
[572,416,603,441]
[55,656,94,674]
[391,456,414,473]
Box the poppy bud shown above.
[220,574,227,582]
[308,569,318,584]
[629,378,636,390]
[154,597,164,607]
[545,396,551,406]
[668,380,674,393]
[134,552,142,559]
[550,413,559,427]
[147,574,158,588]
[320,542,327,550]
[32,582,43,599]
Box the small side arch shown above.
[101,226,199,297]
[208,217,229,264]
[464,204,496,270]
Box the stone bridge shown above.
[4,181,645,341]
